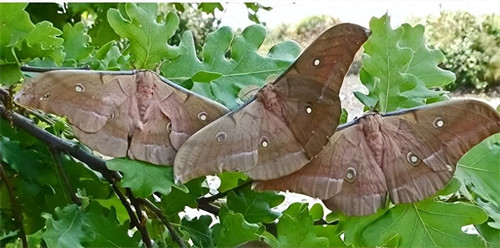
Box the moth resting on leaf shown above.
[255,100,500,216]
[15,70,229,165]
[174,23,370,182]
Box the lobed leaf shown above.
[61,22,94,63]
[161,25,301,109]
[181,215,214,248]
[356,14,454,112]
[42,205,90,248]
[213,208,263,247]
[276,203,329,247]
[107,3,179,69]
[107,158,187,198]
[227,184,284,224]
[456,133,500,227]
[360,182,488,248]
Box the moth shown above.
[254,100,500,216]
[15,70,229,165]
[174,23,370,183]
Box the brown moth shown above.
[174,23,370,183]
[15,70,229,165]
[254,100,500,216]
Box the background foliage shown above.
[412,11,500,91]
[1,3,499,248]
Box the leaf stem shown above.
[141,198,188,248]
[49,148,81,205]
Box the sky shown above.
[218,0,500,29]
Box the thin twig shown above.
[111,184,152,248]
[49,147,81,205]
[141,198,188,248]
[0,161,28,248]
[197,180,253,205]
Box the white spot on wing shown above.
[74,83,85,93]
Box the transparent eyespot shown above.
[313,58,321,67]
[345,167,357,183]
[109,112,115,120]
[433,117,444,128]
[198,111,207,121]
[259,136,269,148]
[74,83,85,93]
[407,152,420,166]
[305,105,312,114]
[216,132,227,143]
[40,92,51,100]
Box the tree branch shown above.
[0,91,154,247]
[112,185,152,248]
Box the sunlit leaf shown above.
[161,25,301,109]
[107,3,179,69]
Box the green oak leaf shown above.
[276,203,329,247]
[42,204,90,248]
[227,184,284,224]
[82,202,140,247]
[88,41,131,70]
[356,14,454,112]
[309,203,324,221]
[213,209,263,247]
[159,177,208,219]
[181,215,214,247]
[0,3,64,85]
[475,222,500,247]
[0,63,22,85]
[218,172,249,192]
[106,158,187,198]
[23,21,63,51]
[107,3,179,69]
[197,3,223,15]
[326,209,385,248]
[161,25,301,109]
[314,225,349,248]
[0,3,33,50]
[456,134,500,226]
[361,192,487,247]
[61,22,94,63]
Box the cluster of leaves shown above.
[418,11,500,90]
[1,3,499,248]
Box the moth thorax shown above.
[257,84,285,119]
[345,167,357,183]
[360,115,384,165]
